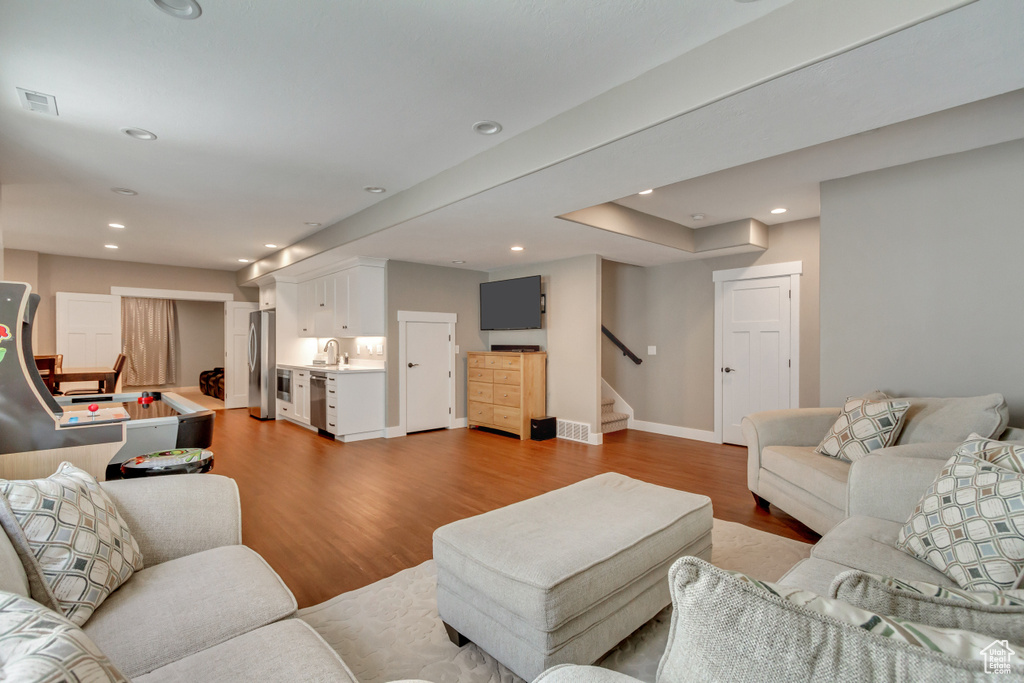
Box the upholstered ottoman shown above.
[433,472,712,681]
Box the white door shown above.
[721,276,792,445]
[224,302,258,409]
[56,292,121,391]
[405,321,452,433]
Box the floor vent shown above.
[557,419,590,443]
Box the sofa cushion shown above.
[0,532,29,598]
[830,571,1024,644]
[658,556,1022,681]
[83,545,297,678]
[778,557,858,596]
[0,590,127,682]
[956,433,1024,472]
[815,398,910,461]
[895,394,1009,445]
[761,446,849,507]
[896,453,1024,591]
[134,619,358,683]
[0,462,144,626]
[811,516,955,586]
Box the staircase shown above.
[601,397,629,434]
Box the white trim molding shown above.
[631,421,718,444]
[713,260,802,445]
[397,311,457,436]
[110,286,234,302]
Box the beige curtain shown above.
[121,297,178,386]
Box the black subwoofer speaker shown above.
[531,416,556,441]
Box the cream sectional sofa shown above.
[0,474,359,682]
[742,393,1011,535]
[537,438,1024,682]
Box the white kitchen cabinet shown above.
[314,275,335,338]
[297,280,315,337]
[328,370,385,440]
[259,283,276,310]
[293,369,311,424]
[342,265,385,336]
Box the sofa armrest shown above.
[742,408,840,493]
[846,454,947,523]
[533,665,643,683]
[100,474,242,566]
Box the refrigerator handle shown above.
[248,323,257,373]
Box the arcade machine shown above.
[0,282,215,480]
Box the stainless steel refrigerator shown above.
[248,310,276,420]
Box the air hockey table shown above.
[55,392,214,479]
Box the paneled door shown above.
[405,321,453,433]
[224,301,258,409]
[56,292,121,392]
[721,276,792,445]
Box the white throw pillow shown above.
[0,463,143,626]
[0,590,127,682]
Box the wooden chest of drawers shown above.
[467,351,546,440]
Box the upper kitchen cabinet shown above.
[296,258,386,338]
[259,282,276,310]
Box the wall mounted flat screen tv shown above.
[480,275,542,330]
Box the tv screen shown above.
[480,275,542,330]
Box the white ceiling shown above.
[0,0,790,270]
[1,0,1022,279]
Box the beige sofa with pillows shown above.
[537,431,1024,681]
[742,392,1012,535]
[0,466,359,682]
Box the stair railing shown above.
[601,326,642,365]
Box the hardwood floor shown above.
[210,409,819,608]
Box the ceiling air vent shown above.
[17,88,58,116]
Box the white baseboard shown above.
[631,420,720,444]
[385,426,406,439]
[338,429,385,443]
[588,431,604,445]
[452,418,467,429]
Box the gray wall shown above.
[603,217,820,432]
[385,260,488,427]
[171,300,225,389]
[488,255,603,433]
[2,249,256,355]
[820,139,1024,424]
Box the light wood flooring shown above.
[210,409,819,608]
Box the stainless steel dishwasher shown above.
[309,371,328,433]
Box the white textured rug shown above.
[299,520,811,683]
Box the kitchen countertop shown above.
[277,363,385,374]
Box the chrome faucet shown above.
[323,339,340,366]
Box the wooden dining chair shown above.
[34,356,58,394]
[63,353,127,396]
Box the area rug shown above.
[171,386,225,411]
[299,519,812,683]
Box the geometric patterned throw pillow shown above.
[0,590,127,682]
[0,463,143,626]
[956,433,1024,473]
[815,398,911,461]
[896,453,1024,591]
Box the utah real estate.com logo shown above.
[981,640,1015,675]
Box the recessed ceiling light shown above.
[511,246,524,252]
[691,213,705,221]
[771,208,787,214]
[638,189,654,195]
[304,222,321,227]
[237,258,250,263]
[121,127,157,141]
[111,187,137,196]
[364,186,386,194]
[451,260,465,264]
[473,120,503,136]
[264,244,278,249]
[108,223,125,229]
[104,244,118,249]
[149,0,202,20]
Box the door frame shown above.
[397,310,456,437]
[713,261,802,444]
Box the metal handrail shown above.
[601,326,642,365]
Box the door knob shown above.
[408,362,419,368]
[722,367,735,373]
